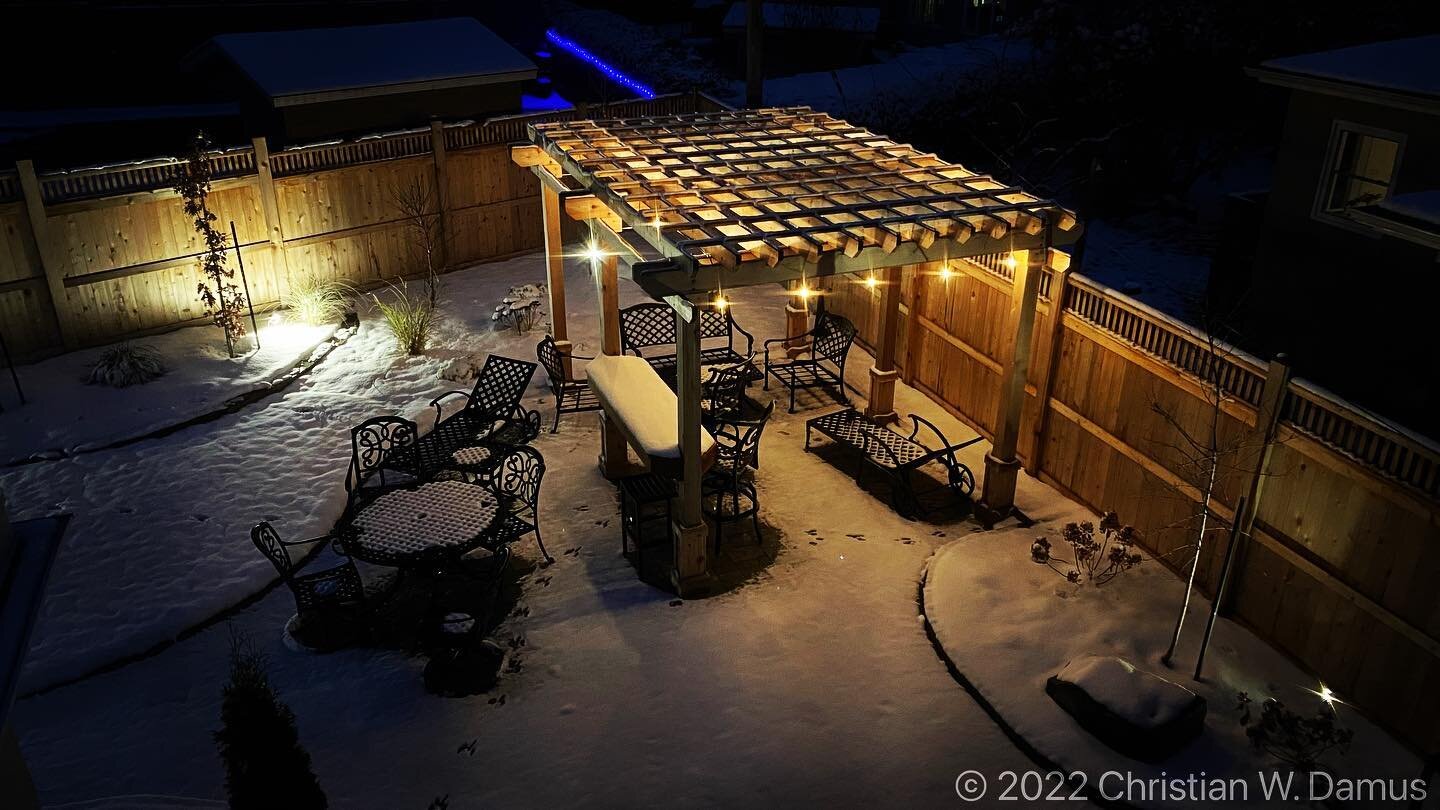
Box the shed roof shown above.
[1254,35,1440,102]
[209,18,537,107]
[522,107,1079,294]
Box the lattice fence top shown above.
[530,107,1080,270]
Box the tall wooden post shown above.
[596,253,627,477]
[428,120,452,270]
[15,160,74,349]
[1023,252,1071,473]
[980,248,1043,521]
[865,264,904,422]
[541,184,571,374]
[745,0,764,108]
[672,300,711,595]
[1220,354,1291,615]
[250,136,290,279]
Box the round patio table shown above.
[342,479,502,568]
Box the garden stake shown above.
[1194,496,1246,681]
[231,221,261,350]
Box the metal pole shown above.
[230,221,260,351]
[1194,497,1247,681]
[0,322,21,408]
[214,257,234,358]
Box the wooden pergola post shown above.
[980,248,1044,521]
[864,264,904,422]
[672,301,711,595]
[595,253,627,477]
[541,184,571,374]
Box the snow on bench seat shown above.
[586,355,715,470]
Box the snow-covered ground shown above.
[0,320,332,462]
[925,532,1424,808]
[12,252,1053,808]
[0,253,658,694]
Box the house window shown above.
[1320,127,1401,213]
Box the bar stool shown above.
[619,473,676,573]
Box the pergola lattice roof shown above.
[523,107,1080,288]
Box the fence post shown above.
[429,120,452,270]
[901,264,926,386]
[1024,250,1072,474]
[980,247,1044,523]
[1220,353,1291,616]
[15,160,75,349]
[249,137,290,280]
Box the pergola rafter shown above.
[525,107,1080,290]
[513,107,1084,592]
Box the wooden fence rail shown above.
[824,253,1440,753]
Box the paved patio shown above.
[12,252,1085,807]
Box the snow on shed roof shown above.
[210,18,537,106]
[1256,35,1440,100]
[722,3,881,34]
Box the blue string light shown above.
[545,29,658,100]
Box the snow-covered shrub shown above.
[1031,511,1142,586]
[281,273,352,326]
[214,637,327,809]
[85,342,166,387]
[373,281,436,355]
[1236,692,1353,773]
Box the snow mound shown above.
[1052,655,1198,729]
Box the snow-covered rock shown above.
[1046,654,1206,763]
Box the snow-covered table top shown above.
[586,355,715,463]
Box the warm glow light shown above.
[582,241,606,265]
[713,294,729,311]
[939,264,953,281]
[1005,254,1019,270]
[796,285,813,301]
[863,273,878,289]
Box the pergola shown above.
[511,107,1081,594]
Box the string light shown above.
[939,263,953,281]
[863,273,878,290]
[712,292,729,311]
[545,29,658,100]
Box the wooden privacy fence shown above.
[0,92,727,357]
[824,256,1440,752]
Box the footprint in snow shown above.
[563,547,581,557]
[193,514,210,522]
[805,529,818,536]
[457,740,478,756]
[509,634,527,649]
[846,533,866,541]
[668,599,683,607]
[593,519,610,528]
[487,694,506,706]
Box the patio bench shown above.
[619,302,757,386]
[804,407,980,518]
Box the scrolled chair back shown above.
[250,521,293,578]
[710,400,774,475]
[491,444,546,513]
[347,415,420,497]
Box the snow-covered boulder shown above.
[1045,655,1206,763]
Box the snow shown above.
[0,320,332,463]
[720,3,882,33]
[1378,189,1440,227]
[1075,219,1214,323]
[1054,655,1198,729]
[585,354,715,460]
[209,19,537,100]
[925,529,1420,809]
[9,258,1055,807]
[1259,35,1440,99]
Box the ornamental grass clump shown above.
[281,273,352,326]
[1031,511,1142,586]
[85,342,166,387]
[373,281,437,355]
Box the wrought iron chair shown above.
[345,415,422,510]
[763,312,858,413]
[702,400,774,548]
[251,521,368,623]
[701,351,758,424]
[484,444,553,564]
[619,301,757,385]
[536,335,601,433]
[429,354,540,448]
